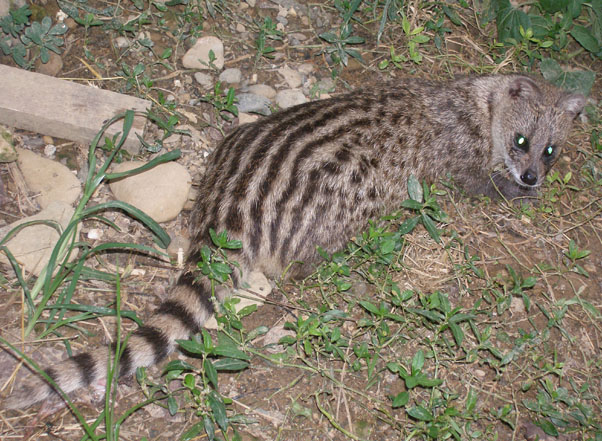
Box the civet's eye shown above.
[514,133,529,152]
[544,145,555,157]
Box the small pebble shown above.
[194,72,213,88]
[87,229,103,240]
[278,65,303,88]
[44,144,56,157]
[219,68,242,84]
[236,93,272,115]
[115,36,130,48]
[275,89,308,109]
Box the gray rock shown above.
[277,65,303,88]
[245,84,276,99]
[0,201,78,276]
[275,89,307,109]
[194,72,214,88]
[16,147,82,208]
[316,77,336,93]
[236,93,272,116]
[182,36,224,70]
[218,68,242,84]
[109,161,191,223]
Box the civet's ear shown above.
[557,93,586,119]
[507,76,541,100]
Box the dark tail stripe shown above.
[72,352,96,386]
[156,299,201,335]
[134,326,171,364]
[117,342,133,377]
[177,272,215,317]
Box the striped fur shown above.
[5,75,584,409]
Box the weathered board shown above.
[0,64,150,151]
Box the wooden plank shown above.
[0,64,150,152]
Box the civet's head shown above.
[491,76,585,188]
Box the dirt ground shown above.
[0,1,600,440]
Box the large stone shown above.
[109,161,191,223]
[182,36,224,70]
[0,201,77,276]
[0,64,150,154]
[16,147,82,208]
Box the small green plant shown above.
[400,14,430,64]
[201,81,238,122]
[0,5,68,69]
[563,239,590,276]
[254,16,283,61]
[319,23,365,66]
[398,175,447,244]
[489,0,602,59]
[163,329,250,441]
[117,62,152,93]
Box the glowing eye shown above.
[545,145,554,156]
[514,133,529,151]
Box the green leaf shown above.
[180,421,204,441]
[538,0,569,13]
[213,345,250,361]
[319,32,338,43]
[204,358,218,388]
[442,5,462,26]
[417,376,443,387]
[203,415,215,441]
[421,213,441,244]
[570,25,600,53]
[167,395,178,416]
[379,239,396,255]
[407,405,434,421]
[412,34,430,44]
[163,359,195,372]
[449,322,464,346]
[212,358,249,371]
[537,418,559,436]
[401,199,423,210]
[407,175,423,202]
[359,301,381,316]
[407,308,444,322]
[540,58,595,96]
[496,4,531,43]
[411,350,425,373]
[398,216,420,235]
[392,391,409,408]
[177,339,205,355]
